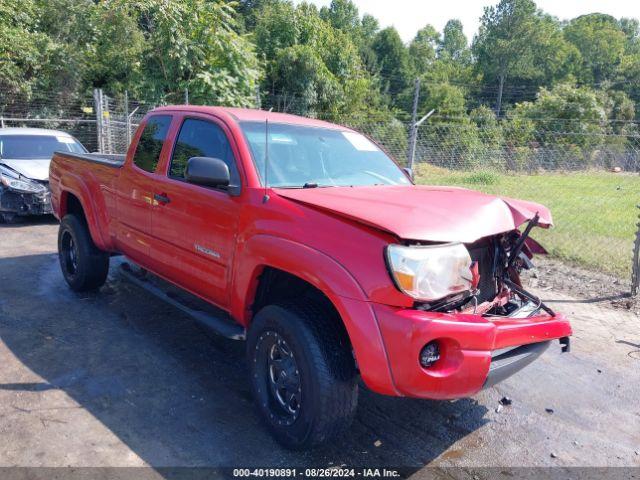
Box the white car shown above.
[0,128,87,222]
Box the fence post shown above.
[407,78,420,169]
[184,88,189,105]
[104,94,112,154]
[124,90,131,150]
[93,88,103,153]
[0,116,4,128]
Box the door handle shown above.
[154,193,171,205]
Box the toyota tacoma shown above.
[49,106,572,449]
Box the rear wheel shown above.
[58,214,109,291]
[247,301,358,449]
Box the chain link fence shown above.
[1,87,638,296]
[353,117,640,290]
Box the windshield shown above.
[0,134,86,160]
[240,122,410,188]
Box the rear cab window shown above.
[132,115,172,173]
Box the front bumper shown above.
[0,187,52,216]
[373,303,572,399]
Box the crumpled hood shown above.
[0,159,50,181]
[274,185,552,243]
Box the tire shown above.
[247,300,358,449]
[58,214,110,292]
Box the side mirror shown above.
[185,157,230,189]
[403,167,413,180]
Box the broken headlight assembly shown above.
[0,168,46,194]
[385,243,473,301]
[388,214,557,320]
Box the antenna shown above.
[263,117,269,203]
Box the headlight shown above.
[385,243,472,301]
[0,174,46,194]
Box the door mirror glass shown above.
[185,157,230,189]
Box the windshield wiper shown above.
[275,183,331,189]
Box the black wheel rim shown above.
[254,331,302,425]
[61,230,78,276]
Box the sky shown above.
[293,0,640,43]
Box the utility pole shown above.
[93,88,104,153]
[407,78,421,169]
[104,94,112,154]
[184,88,189,105]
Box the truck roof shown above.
[0,127,75,137]
[152,106,352,131]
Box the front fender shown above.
[231,234,398,395]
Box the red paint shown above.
[49,106,572,399]
[276,185,552,244]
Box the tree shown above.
[409,25,439,74]
[360,14,380,42]
[438,20,468,62]
[271,45,341,116]
[128,0,260,105]
[357,14,380,74]
[510,83,607,153]
[85,1,145,95]
[253,0,298,62]
[471,105,504,149]
[320,0,360,35]
[0,0,47,98]
[372,27,411,103]
[33,0,95,98]
[472,0,570,116]
[564,14,627,84]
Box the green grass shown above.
[415,165,640,278]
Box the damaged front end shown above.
[378,216,572,398]
[0,164,52,220]
[413,215,559,324]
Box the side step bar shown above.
[119,262,246,341]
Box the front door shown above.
[148,115,243,309]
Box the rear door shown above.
[116,115,172,263]
[148,114,243,309]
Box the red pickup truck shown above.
[50,106,571,449]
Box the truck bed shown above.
[53,151,125,168]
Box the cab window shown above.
[132,115,172,173]
[169,118,240,187]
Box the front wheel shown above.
[247,301,358,449]
[58,214,110,292]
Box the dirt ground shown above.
[528,256,638,315]
[0,216,638,477]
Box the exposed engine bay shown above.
[415,216,556,319]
